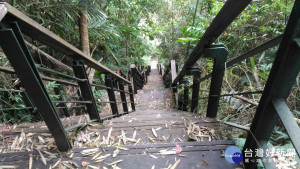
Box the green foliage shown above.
[8,0,158,74]
[91,87,105,112]
[11,0,105,43]
[45,81,60,100]
[0,89,36,124]
[157,0,299,152]
[270,126,290,146]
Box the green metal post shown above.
[244,1,300,168]
[118,81,128,113]
[187,67,201,113]
[105,75,119,116]
[204,44,228,118]
[0,22,71,151]
[73,61,101,122]
[128,85,135,111]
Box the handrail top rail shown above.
[172,0,251,85]
[0,2,130,84]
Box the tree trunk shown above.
[79,8,90,56]
[78,6,95,83]
[125,17,129,58]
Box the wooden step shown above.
[0,140,240,169]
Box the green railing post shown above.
[105,75,119,116]
[183,78,189,111]
[144,72,147,84]
[244,1,300,167]
[159,64,162,75]
[128,85,135,111]
[187,67,201,113]
[178,78,188,111]
[118,81,128,113]
[0,22,71,151]
[204,44,228,118]
[73,60,101,122]
[131,64,138,94]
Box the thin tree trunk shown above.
[125,40,128,57]
[79,8,90,56]
[78,6,95,83]
[125,17,128,58]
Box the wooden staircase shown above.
[0,69,240,169]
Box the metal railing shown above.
[159,0,300,168]
[130,64,151,94]
[0,2,150,152]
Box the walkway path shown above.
[0,69,240,169]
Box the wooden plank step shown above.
[0,140,241,169]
